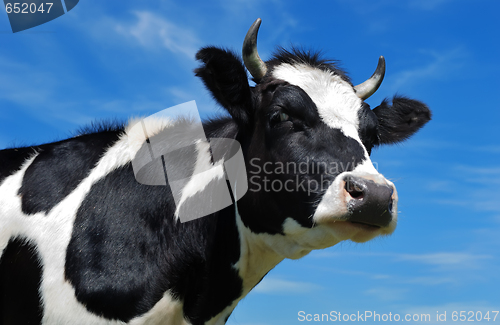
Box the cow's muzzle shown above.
[343,175,395,228]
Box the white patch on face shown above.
[272,63,397,244]
[272,63,364,141]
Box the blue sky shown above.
[1,0,499,324]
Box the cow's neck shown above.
[203,119,284,289]
[233,205,285,297]
[199,206,285,325]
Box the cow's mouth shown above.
[349,221,381,229]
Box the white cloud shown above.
[426,180,457,192]
[0,55,121,130]
[253,277,322,294]
[307,249,496,287]
[431,165,500,213]
[473,145,500,154]
[311,251,493,269]
[364,286,407,301]
[395,252,493,268]
[455,165,500,176]
[114,11,200,59]
[388,47,468,92]
[0,55,57,108]
[404,276,456,286]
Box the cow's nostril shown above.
[343,175,393,228]
[345,178,364,199]
[388,199,393,212]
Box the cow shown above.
[0,18,431,325]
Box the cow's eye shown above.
[269,110,291,127]
[279,112,289,122]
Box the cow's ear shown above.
[195,47,253,127]
[372,96,431,144]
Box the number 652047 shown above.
[5,2,53,14]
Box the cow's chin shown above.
[319,219,396,244]
[275,217,396,259]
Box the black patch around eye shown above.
[268,110,309,135]
[270,85,319,126]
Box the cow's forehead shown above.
[271,63,363,141]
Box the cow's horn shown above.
[242,18,267,80]
[354,56,386,100]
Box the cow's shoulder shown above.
[64,159,243,324]
[17,129,123,215]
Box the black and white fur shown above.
[0,42,430,324]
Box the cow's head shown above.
[195,19,431,257]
